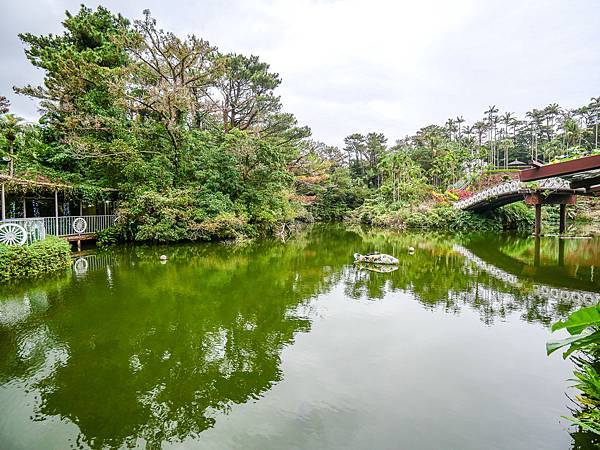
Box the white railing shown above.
[453,181,521,210]
[453,244,600,305]
[0,218,45,244]
[2,215,116,237]
[453,177,572,210]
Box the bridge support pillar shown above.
[534,204,542,236]
[525,192,576,236]
[559,204,567,234]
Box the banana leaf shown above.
[551,304,600,335]
[546,330,600,358]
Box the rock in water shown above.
[353,253,399,265]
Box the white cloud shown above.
[1,0,598,147]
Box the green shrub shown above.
[311,170,370,221]
[0,236,71,282]
[120,190,198,242]
[349,202,505,232]
[402,206,502,232]
[192,212,250,241]
[491,203,534,231]
[96,225,123,246]
[345,195,390,225]
[348,192,537,233]
[117,188,296,243]
[547,304,600,436]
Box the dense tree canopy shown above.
[5,6,312,241]
[2,5,599,238]
[0,96,8,114]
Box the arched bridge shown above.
[453,177,575,212]
[453,154,600,234]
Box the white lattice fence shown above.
[453,177,571,210]
[2,215,116,240]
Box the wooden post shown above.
[54,190,59,235]
[559,204,567,234]
[534,236,541,267]
[22,198,26,218]
[525,192,575,236]
[1,184,5,221]
[534,204,542,236]
[79,200,83,216]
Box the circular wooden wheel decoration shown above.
[73,217,87,234]
[73,257,89,275]
[0,223,27,246]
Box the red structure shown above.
[519,156,600,235]
[520,155,600,188]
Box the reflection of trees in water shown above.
[342,229,600,326]
[501,235,600,269]
[2,225,600,448]
[0,226,360,448]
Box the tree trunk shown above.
[8,144,13,177]
[594,113,598,148]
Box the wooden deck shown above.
[64,233,98,242]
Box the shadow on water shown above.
[0,224,599,448]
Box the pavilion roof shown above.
[507,159,528,166]
[0,174,73,190]
[0,174,117,195]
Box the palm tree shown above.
[574,106,591,148]
[500,112,514,168]
[455,115,465,142]
[460,125,475,157]
[445,118,456,140]
[484,105,499,166]
[526,109,544,161]
[462,124,474,139]
[492,115,502,166]
[589,96,600,149]
[0,114,24,176]
[561,117,582,149]
[544,103,561,141]
[474,121,487,147]
[500,112,513,135]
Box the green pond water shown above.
[1,225,600,449]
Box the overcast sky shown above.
[1,0,599,146]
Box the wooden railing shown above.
[2,215,116,238]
